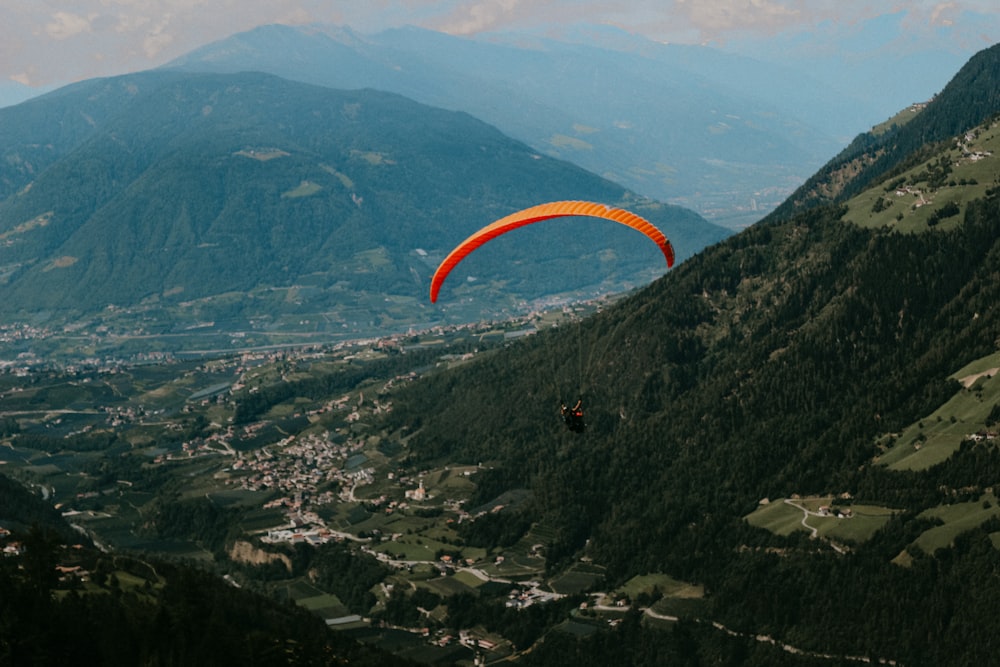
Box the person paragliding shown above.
[430,200,675,434]
[561,398,585,433]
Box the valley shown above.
[1,303,704,663]
[4,291,1000,663]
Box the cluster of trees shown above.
[14,430,123,453]
[0,472,419,665]
[307,541,390,614]
[707,519,1000,665]
[0,473,82,543]
[0,416,19,437]
[456,506,533,548]
[519,611,829,667]
[144,497,243,556]
[927,199,961,226]
[0,530,417,666]
[376,587,441,628]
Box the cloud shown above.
[113,13,153,35]
[10,71,34,86]
[143,24,175,58]
[425,0,812,42]
[434,0,534,34]
[46,12,94,40]
[930,2,958,25]
[671,0,801,37]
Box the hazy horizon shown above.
[4,1,999,90]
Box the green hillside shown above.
[842,118,1000,231]
[0,70,726,360]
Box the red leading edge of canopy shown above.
[429,200,675,303]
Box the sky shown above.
[3,1,1000,88]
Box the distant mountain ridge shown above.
[163,23,853,227]
[0,69,725,358]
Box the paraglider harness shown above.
[561,398,585,433]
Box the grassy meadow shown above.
[745,496,898,543]
[879,351,1000,471]
[842,120,1000,233]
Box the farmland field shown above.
[550,561,606,595]
[746,497,898,543]
[911,492,1000,555]
[880,353,1000,471]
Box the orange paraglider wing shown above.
[429,200,675,302]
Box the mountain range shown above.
[0,68,724,360]
[163,23,856,227]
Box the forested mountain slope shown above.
[379,50,1000,663]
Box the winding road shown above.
[783,498,847,553]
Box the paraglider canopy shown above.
[429,200,674,303]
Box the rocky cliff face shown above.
[229,540,291,572]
